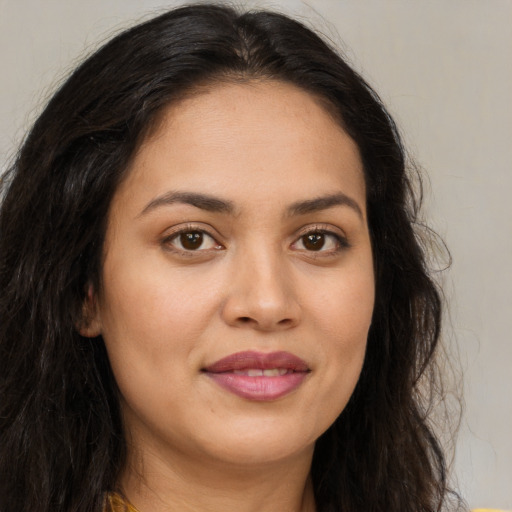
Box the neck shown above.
[119,443,316,512]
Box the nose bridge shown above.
[222,239,300,330]
[245,242,287,303]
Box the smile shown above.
[233,368,289,376]
[203,351,310,401]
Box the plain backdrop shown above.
[1,0,511,508]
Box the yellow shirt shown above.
[104,492,139,512]
[104,493,510,512]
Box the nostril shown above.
[236,316,294,327]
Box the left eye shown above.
[292,231,342,252]
[167,230,221,251]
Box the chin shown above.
[192,417,319,467]
[213,439,314,468]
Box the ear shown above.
[77,283,102,338]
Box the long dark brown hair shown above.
[0,4,462,511]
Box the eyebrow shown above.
[139,191,235,216]
[287,193,364,219]
[139,190,363,219]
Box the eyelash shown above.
[162,225,223,255]
[292,227,349,256]
[162,224,349,257]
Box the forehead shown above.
[117,80,366,217]
[152,79,350,157]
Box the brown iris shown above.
[180,231,204,250]
[302,233,325,251]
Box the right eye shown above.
[165,229,223,252]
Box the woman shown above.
[0,4,464,512]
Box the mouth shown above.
[202,351,310,401]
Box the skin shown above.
[83,80,375,512]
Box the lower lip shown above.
[206,372,308,401]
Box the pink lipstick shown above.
[203,351,310,401]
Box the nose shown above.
[221,247,301,332]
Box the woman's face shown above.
[86,81,374,469]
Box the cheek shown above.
[304,267,374,426]
[97,268,210,432]
[308,262,375,342]
[100,251,219,335]
[97,258,217,388]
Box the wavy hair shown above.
[0,4,460,511]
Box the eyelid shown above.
[161,223,224,254]
[291,224,350,253]
[162,222,223,238]
[160,222,349,257]
[294,223,346,239]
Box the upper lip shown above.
[203,351,310,373]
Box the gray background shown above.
[1,1,510,508]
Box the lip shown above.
[202,351,310,401]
